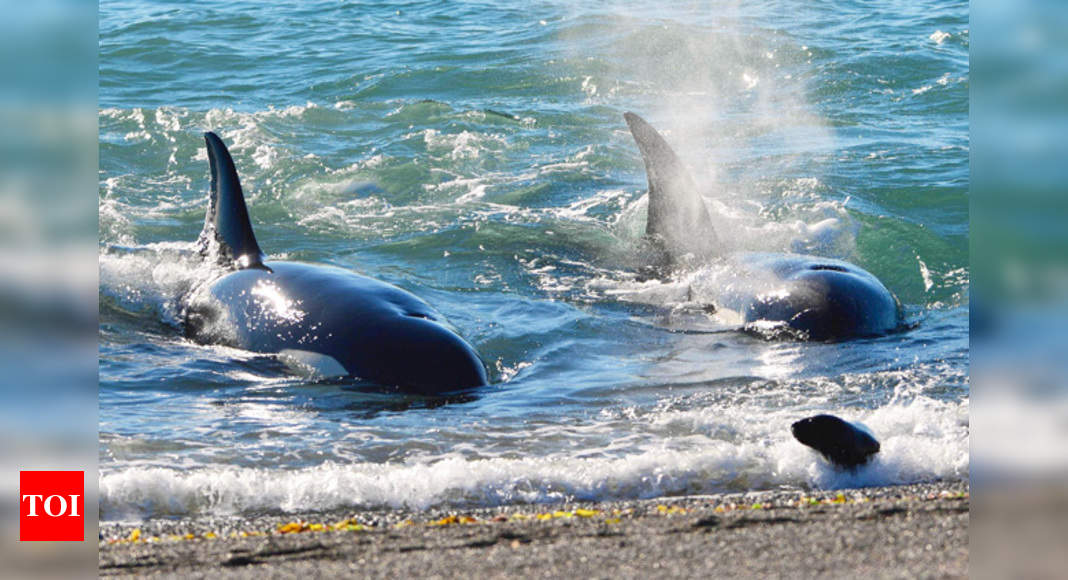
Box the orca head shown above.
[337,311,489,395]
[746,262,902,340]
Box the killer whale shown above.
[624,112,904,340]
[182,132,488,394]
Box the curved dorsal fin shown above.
[624,112,719,259]
[198,132,266,270]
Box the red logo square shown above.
[19,471,84,541]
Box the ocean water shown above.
[98,0,968,521]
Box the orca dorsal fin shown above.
[624,112,719,259]
[198,132,267,270]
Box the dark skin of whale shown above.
[726,253,903,340]
[624,112,904,340]
[183,132,488,394]
[791,414,881,469]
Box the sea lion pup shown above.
[791,414,881,469]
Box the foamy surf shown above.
[100,395,966,521]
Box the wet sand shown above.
[100,480,968,578]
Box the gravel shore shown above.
[100,480,968,578]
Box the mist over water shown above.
[99,0,968,520]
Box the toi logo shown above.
[19,471,84,542]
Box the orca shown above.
[182,132,488,394]
[791,414,880,469]
[624,112,904,340]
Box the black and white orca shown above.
[624,112,904,340]
[183,132,488,394]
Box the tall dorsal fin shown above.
[624,112,719,259]
[198,132,266,270]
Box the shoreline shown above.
[100,479,968,577]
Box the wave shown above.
[100,395,967,521]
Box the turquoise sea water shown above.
[99,0,968,520]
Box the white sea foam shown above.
[99,395,967,521]
[929,30,952,45]
[421,128,507,160]
[99,243,225,325]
